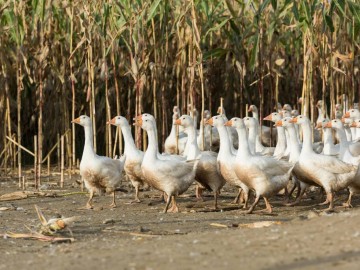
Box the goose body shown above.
[207,115,250,208]
[243,116,275,156]
[248,104,276,146]
[108,116,146,202]
[73,115,125,209]
[227,117,293,214]
[164,107,187,155]
[291,115,358,210]
[177,115,226,209]
[137,113,198,213]
[264,112,287,159]
[326,119,360,207]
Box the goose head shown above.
[275,117,293,128]
[316,100,324,109]
[316,118,330,129]
[325,119,343,130]
[248,104,258,113]
[291,109,299,117]
[283,104,292,112]
[134,113,156,131]
[344,108,360,119]
[72,115,91,127]
[217,106,226,115]
[264,112,282,122]
[225,117,245,129]
[290,115,308,125]
[175,115,193,128]
[204,110,211,120]
[351,119,360,128]
[107,115,128,127]
[173,106,181,115]
[243,116,257,129]
[206,115,225,127]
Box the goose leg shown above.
[86,190,94,209]
[324,192,334,211]
[168,196,179,213]
[196,185,204,201]
[213,190,219,210]
[109,191,117,208]
[263,197,273,213]
[342,192,353,208]
[286,185,306,206]
[232,188,242,204]
[132,185,141,203]
[246,195,260,214]
[242,189,249,209]
[163,194,172,213]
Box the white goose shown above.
[164,107,187,155]
[197,110,220,152]
[72,115,125,209]
[290,115,358,211]
[275,117,309,205]
[226,117,293,214]
[327,119,360,207]
[207,115,250,208]
[108,116,145,203]
[176,115,226,209]
[315,119,339,156]
[263,112,287,159]
[248,104,276,146]
[243,116,275,156]
[136,113,198,213]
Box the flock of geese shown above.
[71,101,360,214]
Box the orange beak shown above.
[174,119,181,125]
[344,111,350,118]
[289,118,298,123]
[324,121,332,128]
[351,122,357,128]
[341,117,346,123]
[263,114,272,121]
[71,117,80,124]
[275,120,282,127]
[205,118,214,126]
[248,106,252,112]
[134,115,143,126]
[107,117,116,125]
[224,120,233,127]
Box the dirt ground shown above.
[1,173,360,270]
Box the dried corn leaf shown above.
[0,191,27,201]
[238,221,282,229]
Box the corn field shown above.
[0,0,359,182]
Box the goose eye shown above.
[145,120,148,122]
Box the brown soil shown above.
[1,174,360,270]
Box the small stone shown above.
[103,219,115,224]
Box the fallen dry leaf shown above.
[238,221,282,228]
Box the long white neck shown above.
[83,125,96,159]
[236,127,251,159]
[350,127,356,141]
[323,128,335,148]
[252,110,259,121]
[217,125,233,158]
[356,128,360,140]
[334,127,350,159]
[184,125,200,160]
[247,125,257,155]
[285,125,301,163]
[121,124,138,155]
[273,126,286,157]
[144,123,159,160]
[300,120,314,153]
